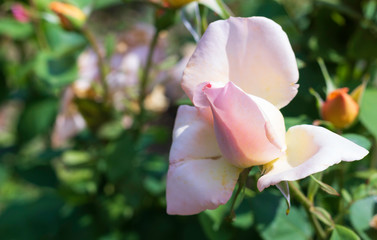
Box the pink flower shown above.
[51,87,86,148]
[11,4,30,23]
[166,17,368,215]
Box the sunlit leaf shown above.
[350,197,375,239]
[360,89,377,139]
[330,225,360,240]
[0,18,33,40]
[343,133,372,150]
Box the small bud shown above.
[49,2,86,31]
[321,88,359,129]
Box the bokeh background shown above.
[0,0,377,239]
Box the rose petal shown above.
[167,105,241,215]
[182,17,299,109]
[204,82,286,168]
[169,105,219,163]
[257,125,369,191]
[167,158,241,215]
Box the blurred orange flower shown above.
[49,2,86,30]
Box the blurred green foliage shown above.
[0,0,377,239]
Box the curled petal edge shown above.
[257,125,369,191]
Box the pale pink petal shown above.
[167,105,241,215]
[167,158,241,215]
[257,125,369,191]
[51,88,86,148]
[182,17,299,109]
[203,82,286,168]
[169,105,218,163]
[51,112,86,148]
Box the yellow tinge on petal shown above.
[165,0,197,8]
[50,2,86,30]
[321,88,359,129]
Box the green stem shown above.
[29,0,49,50]
[370,140,377,169]
[289,181,312,208]
[334,201,353,224]
[199,4,208,32]
[123,0,166,9]
[288,182,327,240]
[309,211,327,240]
[139,29,159,104]
[133,29,160,140]
[215,0,232,19]
[317,57,336,95]
[82,27,108,100]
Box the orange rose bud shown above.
[321,88,359,129]
[49,2,86,31]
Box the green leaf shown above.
[35,50,78,87]
[199,211,231,240]
[284,115,311,129]
[0,194,64,239]
[350,197,375,238]
[17,99,58,143]
[175,97,193,106]
[261,199,313,240]
[341,189,353,205]
[343,134,372,150]
[0,18,33,40]
[202,205,229,232]
[310,206,334,227]
[155,9,178,31]
[348,28,377,59]
[199,0,231,19]
[44,22,85,51]
[308,172,322,201]
[310,175,339,196]
[360,88,377,139]
[97,120,124,140]
[330,225,360,240]
[16,164,58,188]
[296,58,306,69]
[62,151,91,166]
[143,176,165,195]
[232,210,253,230]
[105,132,136,181]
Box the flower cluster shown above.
[51,24,173,147]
